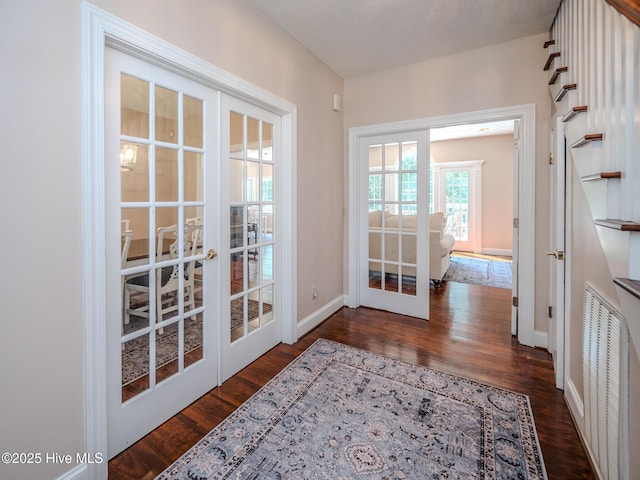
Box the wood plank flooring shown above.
[108,281,595,479]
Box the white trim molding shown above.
[347,104,537,346]
[81,3,297,477]
[296,295,347,339]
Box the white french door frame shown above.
[347,104,536,342]
[81,4,296,477]
[431,160,485,253]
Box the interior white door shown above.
[431,161,484,253]
[105,48,220,458]
[219,95,282,381]
[548,117,566,389]
[511,120,520,336]
[359,132,429,319]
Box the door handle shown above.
[546,250,564,260]
[205,248,218,260]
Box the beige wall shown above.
[344,33,552,334]
[0,0,343,478]
[430,134,514,253]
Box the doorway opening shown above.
[348,104,536,347]
[430,120,515,291]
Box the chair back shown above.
[156,224,202,285]
[121,230,134,268]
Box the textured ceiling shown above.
[248,0,560,78]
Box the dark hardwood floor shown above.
[109,281,595,479]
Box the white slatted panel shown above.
[582,282,629,480]
[551,0,640,223]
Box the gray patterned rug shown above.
[122,299,271,385]
[443,255,513,289]
[157,339,546,479]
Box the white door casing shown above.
[512,120,520,336]
[548,116,566,390]
[348,105,536,347]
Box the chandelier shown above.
[120,143,137,172]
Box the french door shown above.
[430,160,484,252]
[219,96,282,381]
[105,48,220,457]
[359,132,429,319]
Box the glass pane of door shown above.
[445,171,469,241]
[367,141,418,296]
[120,74,207,402]
[229,113,275,342]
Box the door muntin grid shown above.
[367,141,418,296]
[229,111,275,342]
[119,73,207,402]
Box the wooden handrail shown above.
[614,278,640,300]
[606,0,640,27]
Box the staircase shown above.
[546,0,640,357]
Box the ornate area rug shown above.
[122,299,270,385]
[444,255,512,289]
[157,339,546,479]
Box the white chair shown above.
[185,217,204,295]
[121,230,134,268]
[124,223,202,325]
[120,230,134,326]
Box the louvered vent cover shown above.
[582,282,629,480]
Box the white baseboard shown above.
[563,378,603,478]
[564,377,584,429]
[296,295,346,339]
[534,330,548,349]
[481,248,513,257]
[56,463,88,480]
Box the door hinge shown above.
[512,297,519,308]
[549,153,554,165]
[513,218,519,228]
[548,305,553,318]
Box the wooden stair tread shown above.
[562,105,588,122]
[614,277,640,300]
[555,83,577,102]
[571,133,603,148]
[581,171,622,181]
[594,219,640,231]
[544,52,561,71]
[549,66,568,85]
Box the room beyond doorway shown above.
[347,104,537,347]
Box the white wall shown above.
[0,1,343,478]
[344,33,552,333]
